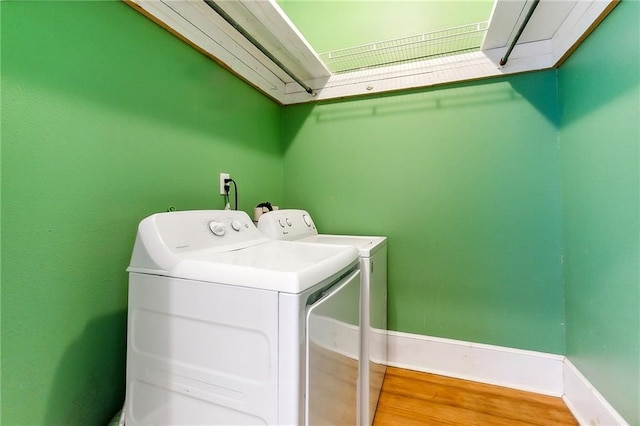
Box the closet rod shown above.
[204,0,315,95]
[499,0,540,66]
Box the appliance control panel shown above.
[144,210,267,253]
[257,209,319,241]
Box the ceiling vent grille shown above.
[319,21,489,73]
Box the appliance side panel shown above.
[306,270,361,426]
[367,244,388,425]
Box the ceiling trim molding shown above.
[125,0,618,105]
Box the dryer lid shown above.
[257,209,387,256]
[299,235,387,256]
[257,209,318,240]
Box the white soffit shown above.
[212,0,330,81]
[125,0,329,103]
[125,0,618,105]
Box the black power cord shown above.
[224,178,238,210]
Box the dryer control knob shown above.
[303,214,313,227]
[208,221,226,236]
[231,220,242,231]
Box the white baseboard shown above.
[386,330,628,425]
[387,330,564,396]
[562,359,629,426]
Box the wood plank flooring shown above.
[372,367,578,426]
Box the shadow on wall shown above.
[45,309,127,426]
[282,71,560,151]
[313,84,522,123]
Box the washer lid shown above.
[300,235,387,257]
[171,240,359,293]
[127,210,359,293]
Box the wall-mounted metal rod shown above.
[500,0,540,66]
[204,0,315,95]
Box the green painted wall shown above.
[0,1,282,425]
[3,0,638,424]
[277,0,494,52]
[558,1,640,424]
[282,72,565,353]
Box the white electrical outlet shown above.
[219,173,230,195]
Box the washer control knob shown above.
[302,214,313,227]
[278,219,286,228]
[231,220,242,232]
[208,221,225,236]
[285,218,292,227]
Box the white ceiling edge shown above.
[550,0,617,64]
[212,0,330,81]
[126,0,289,102]
[283,0,618,104]
[125,0,618,106]
[282,50,551,105]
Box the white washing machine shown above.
[258,209,387,426]
[125,210,361,425]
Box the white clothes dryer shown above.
[125,210,361,425]
[258,209,387,426]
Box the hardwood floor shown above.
[372,367,578,426]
